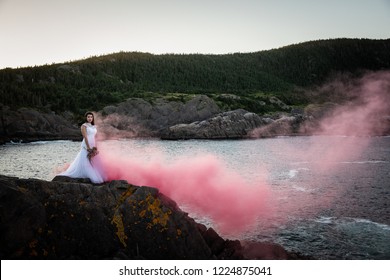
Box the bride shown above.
[60,112,105,183]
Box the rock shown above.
[249,115,309,138]
[239,241,289,260]
[304,102,338,119]
[218,93,241,100]
[99,95,221,137]
[268,96,291,111]
[202,227,244,259]
[0,175,211,259]
[0,175,304,259]
[291,107,304,116]
[161,109,269,139]
[0,105,80,144]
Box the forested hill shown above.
[1,38,389,114]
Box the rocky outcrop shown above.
[0,175,303,260]
[99,95,221,137]
[0,105,80,144]
[5,92,387,142]
[248,115,310,138]
[161,109,272,139]
[0,95,294,143]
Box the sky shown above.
[0,0,389,69]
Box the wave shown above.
[291,184,310,192]
[340,161,387,164]
[314,216,390,231]
[346,218,390,231]
[288,169,299,178]
[287,167,310,178]
[313,216,334,224]
[28,140,74,145]
[7,140,23,145]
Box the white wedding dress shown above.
[60,123,105,183]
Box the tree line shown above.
[1,38,389,114]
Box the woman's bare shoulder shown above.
[81,123,88,131]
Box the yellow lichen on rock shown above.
[139,209,146,217]
[141,194,172,230]
[29,239,38,256]
[78,200,87,206]
[110,186,134,247]
[111,211,128,248]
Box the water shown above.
[1,136,389,259]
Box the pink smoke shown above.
[302,71,390,172]
[251,71,390,173]
[245,71,390,222]
[76,71,389,237]
[61,110,272,236]
[314,71,390,137]
[95,113,140,140]
[98,145,271,235]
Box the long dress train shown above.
[60,123,105,183]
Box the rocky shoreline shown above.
[0,95,318,144]
[0,174,307,259]
[0,105,81,145]
[1,94,389,145]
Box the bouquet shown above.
[87,147,99,162]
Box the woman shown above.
[60,112,105,183]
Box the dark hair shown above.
[85,112,95,125]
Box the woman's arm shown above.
[81,124,91,150]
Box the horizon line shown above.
[1,37,388,70]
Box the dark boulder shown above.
[0,175,211,259]
[0,105,80,144]
[248,115,309,138]
[99,95,221,137]
[0,175,304,259]
[161,109,271,139]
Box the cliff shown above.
[2,94,389,143]
[0,105,80,144]
[0,174,302,260]
[0,95,292,143]
[160,109,272,139]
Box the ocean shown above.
[1,136,389,259]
